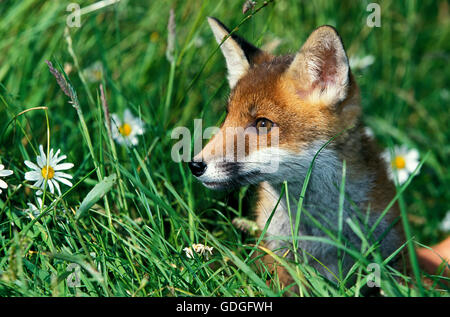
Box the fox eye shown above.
[255,118,274,133]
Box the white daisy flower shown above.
[83,61,103,83]
[26,197,44,218]
[183,246,194,259]
[183,244,213,259]
[24,145,74,196]
[382,145,420,185]
[111,109,145,146]
[0,164,14,194]
[440,211,450,233]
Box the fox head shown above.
[189,17,361,190]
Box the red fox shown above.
[188,17,449,289]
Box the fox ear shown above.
[207,17,262,89]
[287,25,350,105]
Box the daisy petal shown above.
[46,178,54,194]
[50,149,59,166]
[124,109,133,122]
[406,160,420,173]
[49,148,54,162]
[115,136,126,145]
[0,169,13,177]
[397,145,408,156]
[111,114,122,128]
[38,145,47,166]
[54,172,73,179]
[133,123,145,135]
[52,179,62,196]
[54,154,67,165]
[24,160,40,171]
[397,169,409,185]
[54,176,73,187]
[407,149,419,162]
[0,179,8,189]
[54,163,74,171]
[36,155,45,168]
[25,171,41,181]
[381,150,391,164]
[33,178,44,189]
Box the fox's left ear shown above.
[207,17,264,89]
[286,25,350,105]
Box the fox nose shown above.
[188,161,207,177]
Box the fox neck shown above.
[255,141,378,279]
[274,142,370,208]
[256,141,373,247]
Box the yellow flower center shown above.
[119,123,132,136]
[392,156,406,170]
[93,70,102,80]
[41,166,55,179]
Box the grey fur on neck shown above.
[257,143,401,281]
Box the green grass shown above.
[0,0,449,297]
